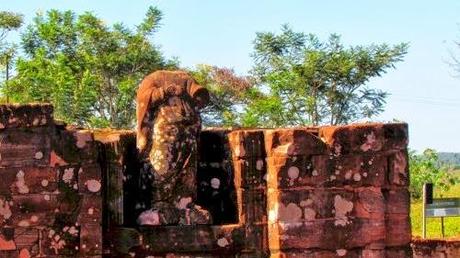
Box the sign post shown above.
[422,183,460,238]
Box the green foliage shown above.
[0,11,23,98]
[0,11,23,38]
[189,64,254,127]
[244,25,408,127]
[409,149,459,200]
[7,7,176,128]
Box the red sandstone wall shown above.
[228,124,412,257]
[412,239,460,258]
[0,104,103,257]
[0,104,417,258]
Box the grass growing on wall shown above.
[411,171,460,238]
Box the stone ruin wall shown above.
[0,104,420,257]
[0,104,103,257]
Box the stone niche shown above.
[0,104,412,258]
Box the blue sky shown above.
[3,0,460,152]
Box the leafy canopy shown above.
[243,25,408,127]
[7,7,175,128]
[189,64,253,127]
[409,149,459,200]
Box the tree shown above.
[7,7,176,128]
[189,64,254,127]
[409,149,458,200]
[0,11,23,102]
[243,25,408,127]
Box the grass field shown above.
[410,172,460,238]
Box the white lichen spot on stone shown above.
[345,171,352,180]
[137,209,161,225]
[32,118,40,126]
[18,220,30,227]
[278,203,302,223]
[353,173,361,182]
[62,168,74,184]
[34,151,43,160]
[86,179,101,193]
[360,132,381,152]
[30,215,39,223]
[217,237,230,247]
[334,195,353,226]
[88,208,94,215]
[256,159,264,171]
[287,166,300,179]
[210,178,220,189]
[363,172,368,178]
[16,170,30,194]
[44,195,51,201]
[312,169,318,176]
[74,131,92,148]
[68,226,78,236]
[0,197,12,220]
[304,208,316,221]
[176,196,192,210]
[336,249,347,256]
[41,179,49,187]
[299,199,313,207]
[335,169,340,175]
[330,175,336,181]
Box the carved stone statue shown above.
[136,70,212,225]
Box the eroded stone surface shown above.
[136,70,211,225]
[0,103,412,257]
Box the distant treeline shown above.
[438,152,460,169]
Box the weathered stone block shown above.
[269,218,385,251]
[51,128,98,165]
[78,164,103,195]
[8,194,60,227]
[266,154,387,189]
[384,188,410,215]
[0,128,51,167]
[0,167,57,195]
[319,123,408,155]
[41,225,80,256]
[237,189,267,224]
[385,213,411,246]
[13,227,40,255]
[233,158,266,190]
[0,104,53,129]
[77,194,102,224]
[93,130,136,164]
[241,224,268,256]
[264,128,326,157]
[382,123,409,151]
[270,249,362,258]
[388,150,409,186]
[139,225,244,255]
[228,130,265,158]
[412,239,460,258]
[267,188,385,224]
[80,223,102,255]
